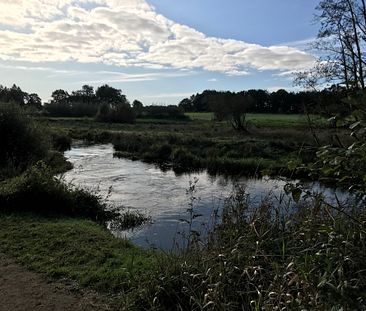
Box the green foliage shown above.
[96,102,135,124]
[0,162,113,221]
[0,103,49,179]
[49,130,72,152]
[112,133,300,177]
[140,105,188,120]
[304,91,366,194]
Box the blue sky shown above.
[0,0,319,104]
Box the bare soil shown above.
[0,254,111,311]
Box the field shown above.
[185,112,327,127]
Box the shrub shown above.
[0,103,49,178]
[96,103,135,124]
[50,130,72,152]
[0,162,113,221]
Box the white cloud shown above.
[76,70,194,83]
[0,0,316,75]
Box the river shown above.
[62,143,351,251]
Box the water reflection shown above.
[62,143,352,251]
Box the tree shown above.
[297,0,366,91]
[25,93,42,109]
[0,84,42,108]
[50,89,69,104]
[247,89,270,113]
[95,85,134,123]
[178,98,194,112]
[228,92,254,131]
[96,84,128,108]
[132,100,144,117]
[210,91,254,131]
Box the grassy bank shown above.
[112,132,304,177]
[1,109,361,310]
[2,187,365,310]
[0,214,153,294]
[38,114,338,178]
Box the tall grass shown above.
[112,133,303,177]
[123,187,366,310]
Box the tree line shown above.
[0,84,42,110]
[179,88,350,116]
[0,83,352,127]
[0,84,186,122]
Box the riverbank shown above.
[0,214,155,310]
[1,188,365,310]
[39,114,346,179]
[2,110,364,310]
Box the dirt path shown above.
[0,255,111,311]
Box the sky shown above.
[0,0,320,104]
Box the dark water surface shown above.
[62,143,350,251]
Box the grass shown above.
[6,106,365,309]
[112,133,306,177]
[37,112,341,179]
[185,112,327,127]
[122,187,366,310]
[0,214,154,293]
[1,187,365,310]
[246,113,326,127]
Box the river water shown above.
[62,143,350,251]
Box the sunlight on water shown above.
[62,143,351,251]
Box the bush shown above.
[140,105,188,120]
[0,103,49,179]
[0,162,113,221]
[96,103,135,124]
[50,130,72,152]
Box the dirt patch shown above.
[0,254,111,311]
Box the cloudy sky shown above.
[0,0,319,104]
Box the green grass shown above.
[0,214,153,292]
[39,114,335,179]
[247,113,326,127]
[186,112,327,127]
[185,112,214,121]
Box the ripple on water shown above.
[63,144,354,251]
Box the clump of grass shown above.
[0,162,114,222]
[49,129,72,152]
[109,210,151,231]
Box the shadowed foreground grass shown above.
[1,187,366,310]
[0,214,154,293]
